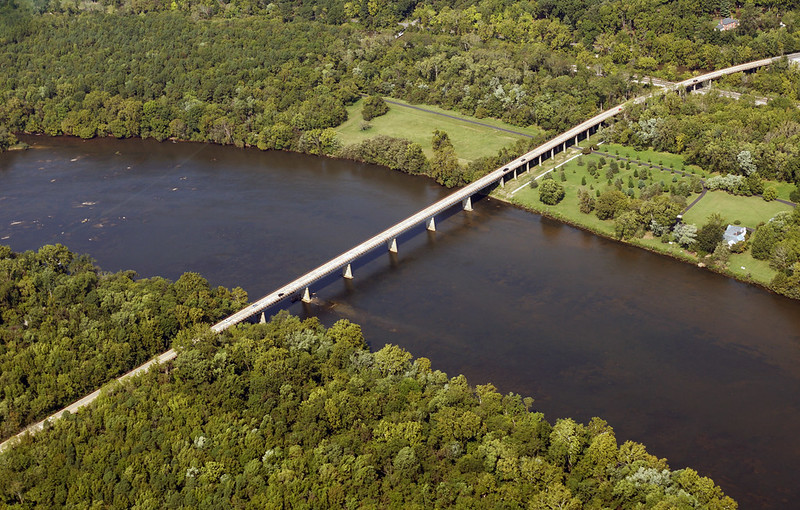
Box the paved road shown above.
[0,349,177,453]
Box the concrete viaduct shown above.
[1,52,799,454]
[213,51,800,331]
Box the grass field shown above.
[681,191,794,228]
[335,98,542,163]
[728,252,777,283]
[600,143,706,176]
[502,150,700,236]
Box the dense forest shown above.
[608,66,800,182]
[3,0,800,184]
[0,244,247,441]
[0,311,737,508]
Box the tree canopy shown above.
[0,244,247,441]
[0,312,737,509]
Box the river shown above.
[2,135,800,508]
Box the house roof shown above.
[723,225,747,244]
[720,18,738,25]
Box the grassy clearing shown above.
[728,252,777,283]
[335,98,541,163]
[500,151,699,236]
[600,143,705,176]
[772,181,797,201]
[682,191,793,228]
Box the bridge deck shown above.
[212,52,800,332]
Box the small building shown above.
[723,225,747,246]
[715,18,739,31]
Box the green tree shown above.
[361,96,389,121]
[539,179,565,205]
[595,190,628,220]
[695,214,725,254]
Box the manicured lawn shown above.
[600,143,706,176]
[336,98,541,163]
[497,141,792,289]
[728,252,776,283]
[773,181,798,202]
[503,151,699,236]
[682,191,794,228]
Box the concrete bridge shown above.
[2,52,798,454]
[212,52,800,331]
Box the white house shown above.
[723,225,747,246]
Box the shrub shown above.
[790,186,800,203]
[539,179,565,205]
[763,187,778,202]
[362,96,389,121]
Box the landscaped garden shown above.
[496,143,799,293]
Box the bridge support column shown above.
[550,148,554,159]
[426,217,436,231]
[388,238,398,253]
[343,264,353,279]
[538,156,542,167]
[498,177,505,188]
[462,196,473,211]
[513,168,518,180]
[260,312,266,324]
[302,287,311,303]
[562,141,566,152]
[575,135,579,145]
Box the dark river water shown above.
[3,136,800,508]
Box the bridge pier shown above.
[388,238,398,253]
[260,312,265,324]
[426,217,436,231]
[498,177,505,188]
[462,196,473,211]
[302,287,311,303]
[513,168,518,180]
[343,263,353,279]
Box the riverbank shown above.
[489,145,796,299]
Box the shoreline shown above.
[12,132,793,299]
[492,190,783,298]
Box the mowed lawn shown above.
[336,98,541,163]
[682,191,794,228]
[600,143,706,176]
[507,151,700,235]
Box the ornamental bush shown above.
[539,179,565,205]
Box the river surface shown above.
[3,136,800,508]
